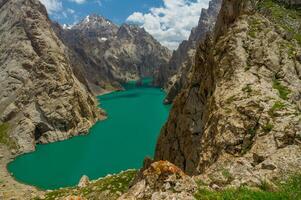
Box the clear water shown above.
[8,79,170,189]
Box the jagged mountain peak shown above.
[62,23,74,30]
[72,14,118,31]
[116,24,147,39]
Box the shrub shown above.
[273,79,291,100]
[268,101,285,117]
[262,123,274,133]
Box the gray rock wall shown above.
[0,0,102,153]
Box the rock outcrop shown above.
[0,0,102,153]
[59,16,172,95]
[78,175,90,188]
[154,0,222,104]
[155,0,301,188]
[119,161,197,200]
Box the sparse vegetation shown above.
[222,169,232,180]
[0,123,16,149]
[225,95,236,104]
[242,84,252,93]
[257,0,301,45]
[244,65,251,71]
[268,101,285,117]
[248,18,263,38]
[262,123,274,133]
[247,127,256,137]
[259,179,275,192]
[273,79,291,100]
[38,170,137,200]
[195,174,301,200]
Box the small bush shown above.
[262,123,274,133]
[273,79,291,100]
[0,123,16,149]
[225,96,236,104]
[222,169,232,180]
[242,84,252,93]
[268,101,285,117]
[248,18,263,38]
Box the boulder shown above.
[118,161,197,200]
[78,175,89,188]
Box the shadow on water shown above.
[100,92,141,101]
[100,77,158,101]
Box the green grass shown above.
[248,18,263,38]
[222,169,232,180]
[242,84,252,93]
[268,101,286,117]
[0,123,16,149]
[262,123,274,133]
[195,174,301,200]
[257,0,301,45]
[244,65,251,71]
[273,79,291,100]
[225,96,236,104]
[247,127,256,137]
[38,170,137,200]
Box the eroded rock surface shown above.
[154,0,222,104]
[0,0,102,153]
[155,0,301,188]
[119,161,197,200]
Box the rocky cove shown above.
[7,79,170,190]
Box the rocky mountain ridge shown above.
[155,0,301,188]
[0,0,102,153]
[59,15,172,95]
[154,0,222,104]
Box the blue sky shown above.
[40,0,210,49]
[45,0,163,25]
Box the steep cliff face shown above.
[60,17,171,94]
[154,0,222,104]
[0,0,102,153]
[155,0,301,187]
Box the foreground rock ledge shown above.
[119,161,197,200]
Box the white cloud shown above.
[95,0,102,7]
[40,0,62,14]
[127,0,210,50]
[69,0,87,4]
[67,8,75,14]
[39,0,80,22]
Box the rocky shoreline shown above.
[0,146,44,200]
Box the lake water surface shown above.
[8,79,170,189]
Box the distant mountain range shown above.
[55,14,172,95]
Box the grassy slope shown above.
[195,174,301,200]
[36,170,137,200]
[0,123,17,149]
[258,0,301,45]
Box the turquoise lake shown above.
[8,79,170,190]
